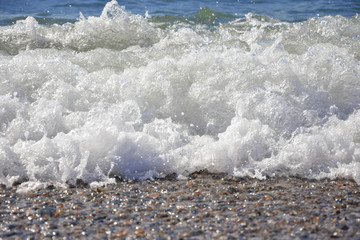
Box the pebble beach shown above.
[1,173,360,239]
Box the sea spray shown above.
[0,0,360,190]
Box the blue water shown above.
[0,0,359,25]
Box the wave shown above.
[1,0,360,190]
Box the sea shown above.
[0,0,360,191]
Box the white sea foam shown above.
[1,0,360,190]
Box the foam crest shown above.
[0,0,160,54]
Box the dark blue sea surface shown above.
[0,0,359,25]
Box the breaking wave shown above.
[1,0,360,190]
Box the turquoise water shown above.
[1,0,360,25]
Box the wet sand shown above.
[1,174,360,239]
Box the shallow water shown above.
[0,0,360,190]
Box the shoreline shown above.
[1,176,360,239]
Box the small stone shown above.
[340,225,349,231]
[264,196,271,201]
[151,193,161,198]
[135,230,145,235]
[331,232,342,238]
[113,231,128,237]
